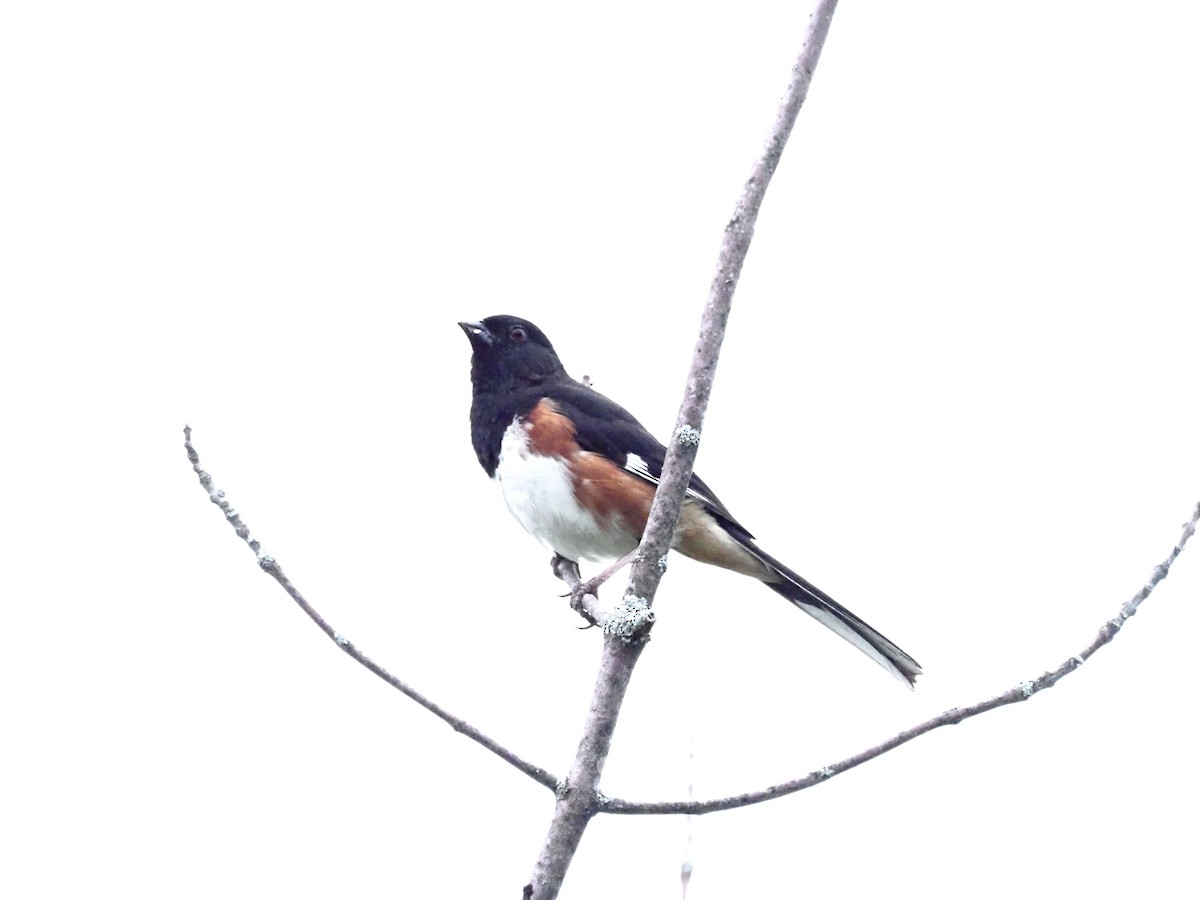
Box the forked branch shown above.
[184,427,1196,822]
[525,3,843,897]
[183,0,1194,893]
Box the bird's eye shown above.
[509,326,527,343]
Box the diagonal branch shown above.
[625,0,841,608]
[600,499,1200,815]
[525,4,842,898]
[183,425,559,793]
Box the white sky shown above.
[3,2,1198,898]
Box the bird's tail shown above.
[753,546,922,687]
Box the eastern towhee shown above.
[460,315,921,686]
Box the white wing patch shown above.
[623,452,721,511]
[623,453,655,484]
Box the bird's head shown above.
[459,315,566,390]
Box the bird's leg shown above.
[550,554,599,627]
[550,551,638,627]
[577,549,639,598]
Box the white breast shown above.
[495,418,638,563]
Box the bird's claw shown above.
[551,553,603,628]
[571,590,599,629]
[569,577,604,627]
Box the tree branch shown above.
[183,425,560,793]
[525,3,841,897]
[599,499,1200,815]
[626,0,840,609]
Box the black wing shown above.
[543,381,754,537]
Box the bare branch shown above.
[183,425,560,793]
[525,4,842,896]
[526,637,647,899]
[600,500,1200,816]
[626,0,840,608]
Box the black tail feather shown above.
[753,547,922,687]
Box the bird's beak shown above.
[458,320,494,347]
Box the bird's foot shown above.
[550,554,600,628]
[550,550,641,628]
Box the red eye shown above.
[509,326,527,342]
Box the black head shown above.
[458,315,567,392]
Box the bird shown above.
[460,314,922,686]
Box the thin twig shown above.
[600,500,1200,815]
[525,4,842,897]
[183,425,560,793]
